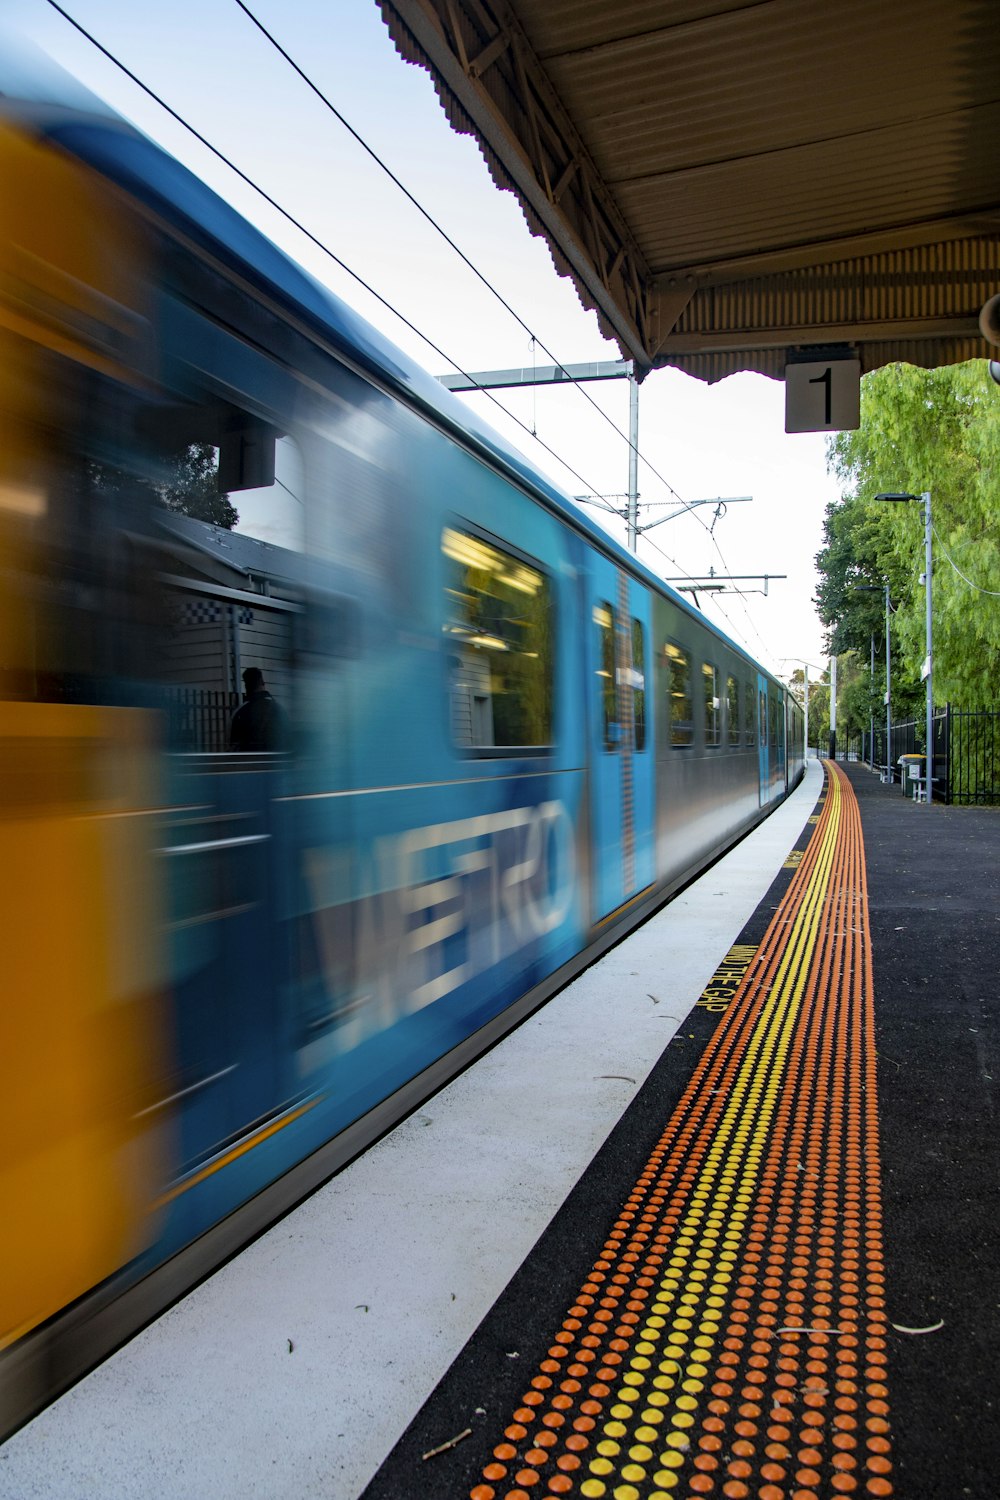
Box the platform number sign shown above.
[784,358,860,433]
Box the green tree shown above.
[91,443,239,530]
[159,443,239,529]
[817,362,1000,710]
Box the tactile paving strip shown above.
[470,763,891,1500]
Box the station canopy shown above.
[380,0,1000,381]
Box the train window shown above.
[665,642,693,746]
[594,602,618,750]
[703,662,721,746]
[727,675,740,745]
[745,682,756,746]
[442,527,553,751]
[631,618,646,752]
[759,690,768,747]
[155,427,304,751]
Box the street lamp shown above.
[874,491,933,804]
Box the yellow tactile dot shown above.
[657,1449,686,1470]
[580,1482,607,1498]
[611,1404,633,1419]
[597,1441,621,1457]
[589,1457,615,1475]
[663,1430,691,1452]
[604,1422,628,1437]
[628,1444,654,1462]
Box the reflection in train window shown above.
[727,675,741,745]
[666,642,693,746]
[703,661,721,746]
[594,601,618,750]
[158,431,304,752]
[632,618,646,751]
[745,681,756,745]
[443,527,553,751]
[759,690,768,746]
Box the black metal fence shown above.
[167,687,240,752]
[855,706,1000,805]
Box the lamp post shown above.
[874,491,933,804]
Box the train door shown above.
[774,691,788,791]
[757,674,770,806]
[588,561,654,923]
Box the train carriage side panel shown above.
[653,594,760,891]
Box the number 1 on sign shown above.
[784,358,860,432]
[809,367,832,425]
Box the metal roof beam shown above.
[657,316,980,360]
[381,0,659,370]
[653,219,1000,288]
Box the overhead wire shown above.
[44,0,699,571]
[230,0,691,511]
[231,0,791,632]
[931,522,1000,597]
[227,1,781,630]
[240,0,798,650]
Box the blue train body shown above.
[0,94,804,1403]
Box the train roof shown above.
[5,94,779,683]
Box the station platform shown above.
[1,759,997,1500]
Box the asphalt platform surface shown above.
[363,762,1000,1500]
[849,763,1000,1499]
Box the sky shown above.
[7,0,844,680]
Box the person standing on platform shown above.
[230,666,286,751]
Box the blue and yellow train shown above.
[0,91,804,1432]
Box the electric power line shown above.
[931,522,1000,597]
[231,0,689,512]
[235,0,799,645]
[45,0,692,563]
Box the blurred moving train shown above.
[0,89,804,1434]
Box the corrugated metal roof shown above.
[381,0,1000,380]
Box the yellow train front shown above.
[0,96,804,1437]
[0,102,171,1418]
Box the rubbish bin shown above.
[898,754,924,799]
